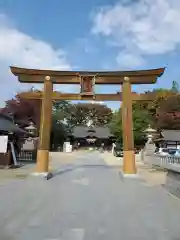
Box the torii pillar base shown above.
[31,150,52,179]
[122,150,139,178]
[35,149,49,172]
[123,150,137,174]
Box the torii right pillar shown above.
[121,76,137,175]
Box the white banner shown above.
[0,135,8,153]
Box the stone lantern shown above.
[25,122,36,136]
[87,119,93,128]
[143,124,157,144]
[23,122,37,151]
[142,124,157,158]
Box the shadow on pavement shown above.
[52,163,122,178]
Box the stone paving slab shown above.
[0,152,78,183]
[0,152,180,239]
[102,152,167,186]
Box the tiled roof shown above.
[72,126,113,139]
[161,130,180,141]
[0,113,27,134]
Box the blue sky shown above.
[0,0,180,109]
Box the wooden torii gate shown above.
[10,66,165,176]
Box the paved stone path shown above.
[0,152,180,239]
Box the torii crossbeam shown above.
[17,91,156,101]
[10,66,165,177]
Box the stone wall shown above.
[144,153,180,199]
[165,170,180,199]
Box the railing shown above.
[144,153,180,168]
[144,153,180,199]
[17,150,37,163]
[158,155,180,165]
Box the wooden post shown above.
[121,76,137,174]
[36,76,53,174]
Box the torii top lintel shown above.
[10,66,165,84]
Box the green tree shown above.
[66,103,113,127]
[109,103,152,146]
[51,117,68,150]
[51,100,72,149]
[132,103,153,145]
[52,100,72,116]
[108,109,122,142]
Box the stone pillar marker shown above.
[35,76,53,175]
[121,76,137,175]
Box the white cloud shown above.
[76,37,98,53]
[91,0,180,67]
[0,14,71,107]
[116,52,144,68]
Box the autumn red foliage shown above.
[0,92,41,129]
[155,95,180,129]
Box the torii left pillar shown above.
[35,76,53,176]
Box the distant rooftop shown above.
[160,130,180,142]
[71,126,114,139]
[0,113,28,134]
